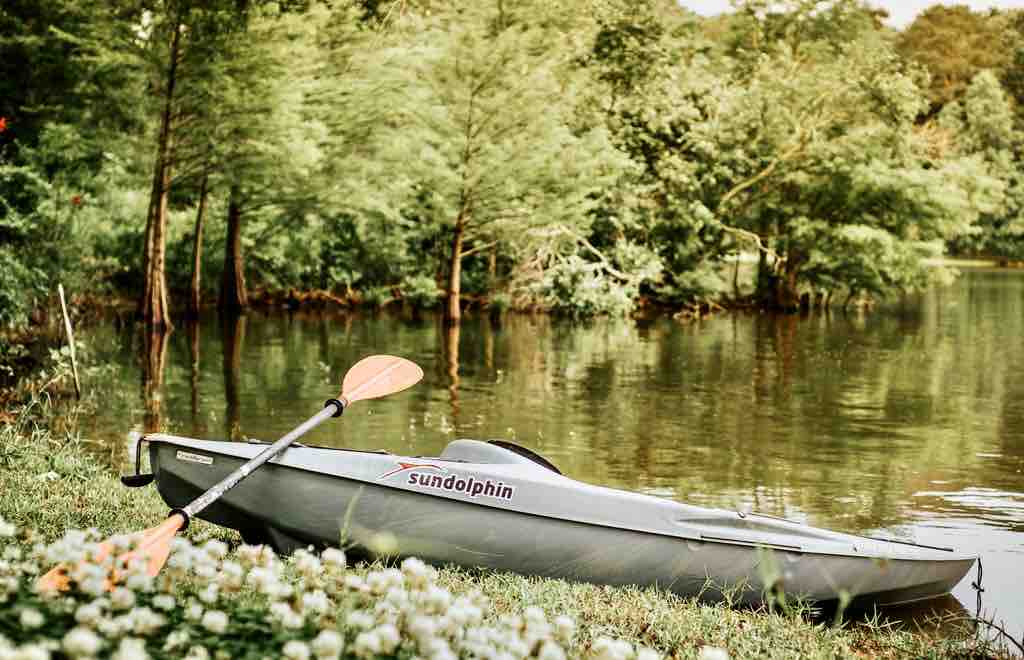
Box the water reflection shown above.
[141,327,169,433]
[220,313,245,441]
[81,269,1024,638]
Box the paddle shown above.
[38,354,423,591]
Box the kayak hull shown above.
[144,434,975,607]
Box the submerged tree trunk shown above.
[445,216,465,323]
[220,184,248,311]
[188,174,209,317]
[774,249,804,313]
[140,19,181,329]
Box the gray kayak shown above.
[129,433,976,607]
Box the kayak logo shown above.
[176,450,213,466]
[408,471,516,501]
[377,461,516,501]
[376,462,446,480]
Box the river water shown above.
[81,268,1024,640]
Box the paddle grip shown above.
[169,509,190,531]
[325,399,346,417]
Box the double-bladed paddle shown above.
[38,354,423,591]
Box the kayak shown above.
[126,433,976,607]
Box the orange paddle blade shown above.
[340,355,423,405]
[36,514,186,592]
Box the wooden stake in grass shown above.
[57,284,81,400]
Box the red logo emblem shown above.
[377,462,445,480]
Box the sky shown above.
[682,1,1024,27]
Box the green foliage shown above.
[399,274,442,309]
[940,71,1024,258]
[1,0,1023,321]
[898,4,1012,110]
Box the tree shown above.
[0,0,144,326]
[343,4,627,321]
[213,2,327,311]
[940,70,1023,258]
[134,1,243,327]
[598,8,1002,310]
[898,5,1012,111]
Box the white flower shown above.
[351,631,381,658]
[269,602,303,629]
[74,603,103,627]
[636,647,661,660]
[193,562,217,581]
[237,544,271,568]
[111,587,136,611]
[184,646,209,660]
[301,589,330,615]
[198,584,219,605]
[245,566,274,592]
[321,548,346,570]
[152,594,175,611]
[345,610,375,631]
[162,630,189,652]
[216,561,244,590]
[400,557,432,587]
[201,610,228,635]
[553,615,576,644]
[311,630,343,660]
[342,575,366,592]
[0,517,16,537]
[538,640,567,660]
[124,572,153,593]
[697,646,730,660]
[591,637,633,660]
[63,627,103,658]
[202,540,229,560]
[112,637,150,660]
[130,607,166,635]
[408,615,438,643]
[422,585,452,614]
[366,568,402,595]
[282,640,311,660]
[295,550,323,580]
[9,643,50,660]
[424,638,457,660]
[183,601,204,622]
[19,608,44,629]
[375,623,400,653]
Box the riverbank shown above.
[0,406,1007,659]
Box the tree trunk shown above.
[187,174,209,317]
[487,243,497,289]
[445,217,465,323]
[220,184,248,311]
[140,18,181,330]
[774,249,804,313]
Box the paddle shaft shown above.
[180,401,341,520]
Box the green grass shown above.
[0,407,1009,659]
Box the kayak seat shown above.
[440,439,561,474]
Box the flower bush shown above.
[0,516,666,659]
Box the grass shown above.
[0,404,1010,659]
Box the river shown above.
[80,268,1024,641]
